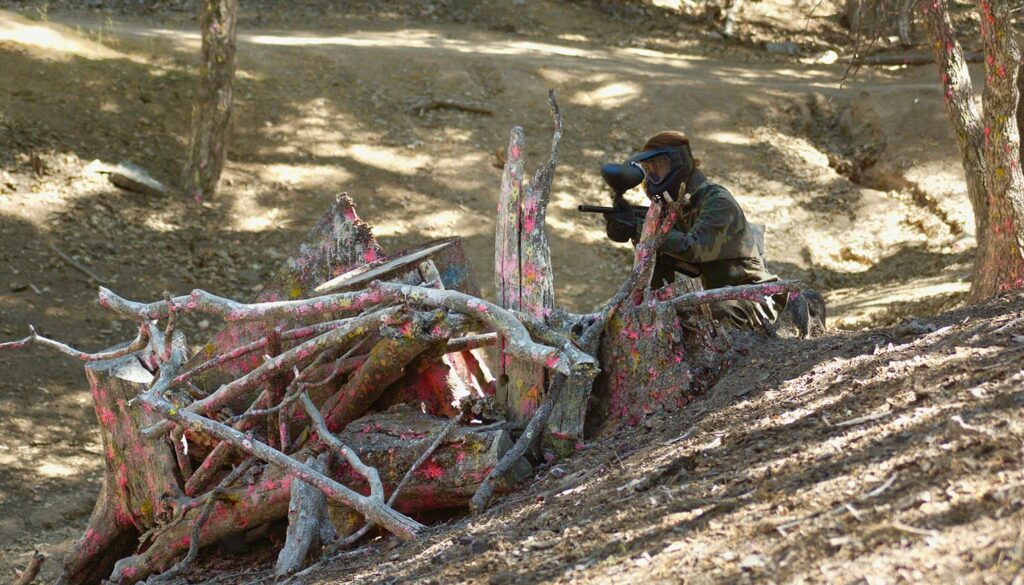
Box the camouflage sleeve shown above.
[659,193,739,263]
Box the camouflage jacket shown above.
[659,181,776,290]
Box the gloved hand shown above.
[604,198,639,243]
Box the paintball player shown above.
[603,131,792,333]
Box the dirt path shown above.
[0,3,985,581]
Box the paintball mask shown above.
[628,144,695,202]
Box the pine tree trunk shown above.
[182,0,239,201]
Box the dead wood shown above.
[4,93,763,585]
[13,551,45,585]
[47,241,108,284]
[372,281,596,377]
[275,453,332,576]
[329,413,462,551]
[139,381,426,541]
[410,99,494,116]
[0,323,150,361]
[496,91,561,429]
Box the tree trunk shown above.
[590,282,730,434]
[182,0,239,202]
[973,0,1024,294]
[335,408,531,510]
[919,0,1024,299]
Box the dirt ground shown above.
[0,1,1011,582]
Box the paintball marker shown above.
[579,162,701,278]
[576,162,646,216]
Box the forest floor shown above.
[0,1,1014,583]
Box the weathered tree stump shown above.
[590,282,731,433]
[59,353,182,585]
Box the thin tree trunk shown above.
[918,0,1024,299]
[974,0,1024,294]
[182,0,238,202]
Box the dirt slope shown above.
[0,2,1003,581]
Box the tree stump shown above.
[58,354,182,585]
[493,95,562,429]
[589,280,730,434]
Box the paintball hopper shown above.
[600,162,645,196]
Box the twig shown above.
[393,413,462,501]
[13,550,45,585]
[890,521,938,537]
[864,473,898,498]
[162,292,178,362]
[663,280,801,311]
[282,546,374,585]
[445,333,498,353]
[143,308,399,439]
[299,393,387,503]
[0,323,150,361]
[410,99,494,116]
[149,459,255,584]
[834,409,890,428]
[776,473,899,536]
[537,456,614,500]
[169,319,352,390]
[47,241,107,284]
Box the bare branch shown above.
[371,281,596,377]
[299,393,386,503]
[47,241,107,284]
[0,323,151,361]
[330,413,462,551]
[153,458,255,583]
[662,280,801,310]
[445,333,498,353]
[143,308,398,439]
[98,286,386,323]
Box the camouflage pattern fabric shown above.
[658,181,785,331]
